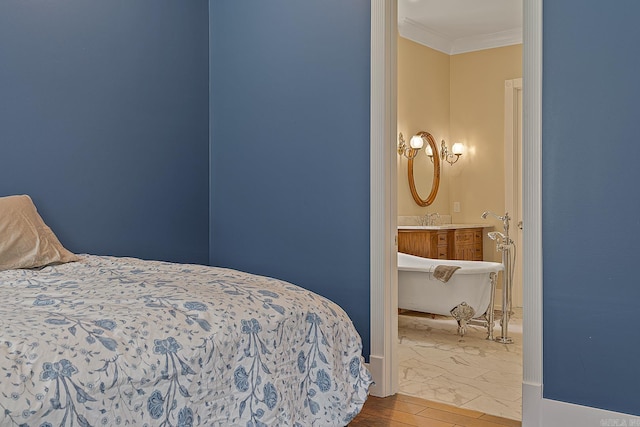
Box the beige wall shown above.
[449,45,522,223]
[397,38,522,263]
[397,37,450,216]
[450,45,522,262]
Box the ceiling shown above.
[398,0,523,55]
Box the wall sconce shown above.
[426,140,464,165]
[397,132,424,159]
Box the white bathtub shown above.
[398,252,504,338]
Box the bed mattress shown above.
[0,255,371,426]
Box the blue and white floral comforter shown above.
[0,255,371,426]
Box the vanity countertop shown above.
[397,224,492,230]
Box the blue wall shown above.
[0,0,210,264]
[543,0,640,415]
[209,1,371,357]
[7,0,640,411]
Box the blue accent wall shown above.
[209,1,371,357]
[0,1,210,264]
[543,0,640,415]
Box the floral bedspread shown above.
[0,255,371,426]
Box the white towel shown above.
[433,265,461,283]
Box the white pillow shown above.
[0,195,79,271]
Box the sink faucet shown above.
[423,212,440,226]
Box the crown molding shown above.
[398,18,452,54]
[398,17,522,55]
[450,28,522,54]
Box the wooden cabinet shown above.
[453,229,483,260]
[398,228,484,261]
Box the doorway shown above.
[395,43,524,418]
[368,0,543,425]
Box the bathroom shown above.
[395,0,523,421]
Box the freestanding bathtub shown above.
[398,252,504,339]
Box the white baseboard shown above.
[522,382,542,426]
[523,382,639,427]
[366,355,386,397]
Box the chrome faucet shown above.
[481,211,511,242]
[482,210,516,344]
[487,231,511,251]
[487,231,505,241]
[423,212,440,226]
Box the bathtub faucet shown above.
[481,211,511,239]
[487,231,512,252]
[482,210,516,344]
[487,231,505,241]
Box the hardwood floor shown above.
[350,394,521,427]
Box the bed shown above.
[0,195,372,426]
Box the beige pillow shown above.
[0,195,79,271]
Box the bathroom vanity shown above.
[397,225,490,261]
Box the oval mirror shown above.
[407,131,441,206]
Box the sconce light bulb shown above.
[452,142,464,155]
[425,145,433,157]
[409,135,424,149]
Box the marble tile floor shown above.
[397,308,523,421]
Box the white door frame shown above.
[520,1,543,424]
[368,0,543,425]
[368,0,398,398]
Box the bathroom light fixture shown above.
[397,132,423,159]
[426,140,463,165]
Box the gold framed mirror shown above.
[408,131,441,206]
